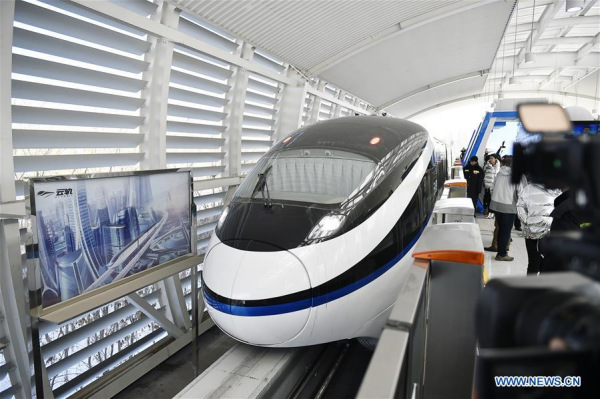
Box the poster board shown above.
[28,170,195,320]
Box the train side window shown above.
[395,219,403,253]
[367,226,398,273]
[421,172,430,213]
[418,183,426,224]
[401,191,420,247]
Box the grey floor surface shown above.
[476,214,528,279]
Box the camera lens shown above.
[515,291,600,350]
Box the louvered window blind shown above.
[12,0,153,198]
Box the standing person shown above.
[464,156,484,215]
[516,183,561,274]
[489,156,527,261]
[483,154,500,217]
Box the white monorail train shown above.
[202,116,448,347]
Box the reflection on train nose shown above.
[203,241,312,345]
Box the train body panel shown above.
[204,241,311,300]
[202,116,447,347]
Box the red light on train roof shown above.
[370,136,381,145]
[283,136,292,143]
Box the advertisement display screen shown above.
[32,171,191,309]
[572,121,600,137]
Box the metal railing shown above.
[357,263,429,399]
[358,259,483,399]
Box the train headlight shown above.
[217,206,229,230]
[306,214,344,241]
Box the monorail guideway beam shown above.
[174,342,325,399]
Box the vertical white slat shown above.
[1,2,31,397]
[140,2,180,170]
[307,80,326,125]
[333,90,345,118]
[1,0,16,203]
[275,69,308,142]
[223,43,253,179]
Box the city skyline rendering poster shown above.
[33,172,191,309]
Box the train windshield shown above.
[234,148,376,205]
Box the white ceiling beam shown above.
[501,89,597,100]
[506,15,600,36]
[405,89,598,119]
[563,67,599,89]
[502,36,592,51]
[486,71,562,79]
[308,0,506,75]
[493,52,598,68]
[378,70,489,109]
[514,0,563,63]
[580,0,599,16]
[517,0,556,7]
[545,25,572,52]
[557,25,573,39]
[487,73,572,84]
[515,0,556,8]
[577,32,600,60]
[537,36,591,46]
[488,76,598,94]
[547,15,600,28]
[540,68,560,88]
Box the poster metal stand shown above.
[26,169,201,398]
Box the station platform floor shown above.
[476,214,528,279]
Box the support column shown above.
[0,1,16,203]
[140,2,180,170]
[333,90,346,118]
[275,69,307,142]
[353,97,361,115]
[307,80,326,125]
[0,2,32,397]
[223,42,253,180]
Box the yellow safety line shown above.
[482,263,489,285]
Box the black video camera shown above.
[475,104,600,399]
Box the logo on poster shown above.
[56,188,73,197]
[37,189,73,198]
[37,190,54,198]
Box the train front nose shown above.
[202,241,312,346]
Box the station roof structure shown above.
[172,0,599,118]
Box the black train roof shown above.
[270,116,428,162]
